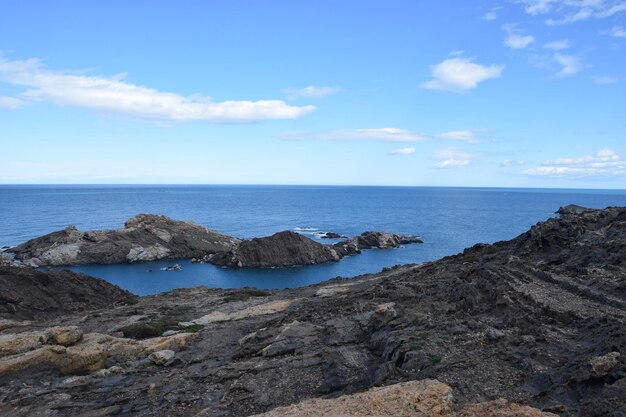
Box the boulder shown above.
[148,349,175,365]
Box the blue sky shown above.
[0,0,625,187]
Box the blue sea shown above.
[2,185,626,295]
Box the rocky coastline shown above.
[0,206,624,416]
[6,214,422,268]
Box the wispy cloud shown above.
[421,57,504,93]
[609,25,626,37]
[592,75,618,84]
[518,0,626,25]
[286,128,484,144]
[437,130,482,144]
[554,53,582,76]
[503,24,535,49]
[389,147,416,155]
[283,85,341,100]
[433,148,476,168]
[523,149,626,177]
[0,54,315,122]
[0,95,26,109]
[301,128,429,142]
[544,39,570,50]
[482,6,502,21]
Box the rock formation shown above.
[207,231,343,267]
[0,206,623,416]
[0,265,137,320]
[9,215,423,268]
[8,214,241,266]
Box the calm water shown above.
[2,185,626,295]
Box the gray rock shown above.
[149,349,175,365]
[9,214,241,266]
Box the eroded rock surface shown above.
[0,206,624,417]
[8,214,241,266]
[9,215,422,268]
[0,266,137,320]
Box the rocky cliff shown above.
[9,215,422,268]
[8,214,241,266]
[0,207,624,416]
[0,266,136,320]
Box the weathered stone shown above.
[590,352,621,376]
[149,349,175,365]
[47,326,83,346]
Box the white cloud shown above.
[0,95,25,109]
[283,85,341,100]
[544,39,571,50]
[505,33,536,49]
[421,57,504,93]
[437,130,482,144]
[288,128,484,144]
[518,0,626,24]
[503,24,535,49]
[482,8,500,21]
[524,149,626,177]
[501,159,526,167]
[610,25,626,37]
[389,147,416,155]
[554,53,582,76]
[592,75,618,84]
[433,149,476,168]
[0,55,315,122]
[305,128,429,142]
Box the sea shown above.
[2,185,626,295]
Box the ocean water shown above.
[2,185,626,295]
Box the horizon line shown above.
[1,183,626,192]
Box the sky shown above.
[0,0,625,188]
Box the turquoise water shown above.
[2,185,626,295]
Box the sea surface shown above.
[2,185,626,295]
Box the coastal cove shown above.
[4,185,626,295]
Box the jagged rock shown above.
[47,326,83,346]
[1,207,625,417]
[160,263,183,271]
[9,214,423,268]
[8,214,241,266]
[319,232,345,239]
[0,329,195,376]
[334,231,423,256]
[589,352,621,377]
[249,379,453,416]
[0,266,137,320]
[149,349,175,365]
[248,379,558,417]
[209,231,342,267]
[0,252,18,266]
[556,204,595,215]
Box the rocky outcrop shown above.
[334,231,423,256]
[8,214,241,266]
[9,215,422,268]
[319,232,345,239]
[0,266,136,320]
[207,230,422,268]
[208,231,342,267]
[249,380,557,417]
[0,206,624,416]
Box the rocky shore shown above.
[6,215,422,268]
[0,206,624,416]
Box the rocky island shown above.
[0,206,624,416]
[7,214,422,268]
